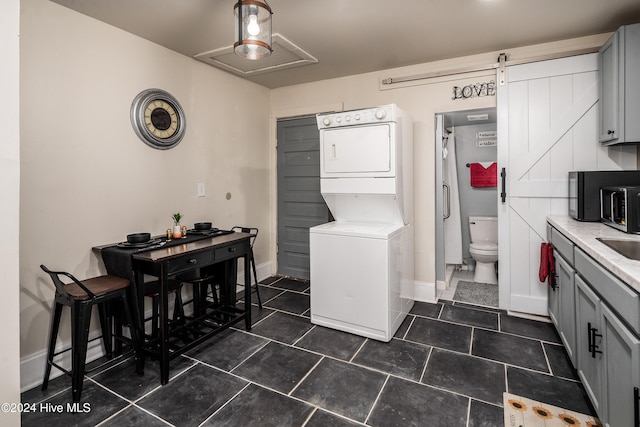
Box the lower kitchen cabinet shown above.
[556,254,576,364]
[601,304,640,427]
[575,274,603,416]
[548,222,640,426]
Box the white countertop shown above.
[547,215,640,293]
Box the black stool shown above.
[41,265,137,402]
[231,226,262,308]
[143,279,187,341]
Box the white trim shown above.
[413,280,438,304]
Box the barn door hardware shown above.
[500,168,507,203]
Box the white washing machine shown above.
[310,222,414,341]
[310,104,414,342]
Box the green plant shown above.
[171,212,182,225]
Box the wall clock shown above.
[130,88,186,150]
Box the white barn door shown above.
[497,53,636,316]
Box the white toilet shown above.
[468,216,498,285]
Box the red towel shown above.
[469,162,498,187]
[538,243,557,288]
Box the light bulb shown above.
[247,15,260,36]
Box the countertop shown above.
[547,215,640,293]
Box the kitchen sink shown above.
[596,238,640,260]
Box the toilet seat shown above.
[470,242,498,253]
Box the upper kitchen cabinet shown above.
[598,23,640,145]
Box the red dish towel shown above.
[538,243,557,288]
[469,162,498,187]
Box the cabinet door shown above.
[601,304,640,427]
[548,251,561,329]
[575,275,603,414]
[557,254,576,364]
[598,30,619,143]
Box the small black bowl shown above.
[194,222,212,230]
[127,232,151,243]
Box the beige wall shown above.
[19,0,271,388]
[1,0,22,423]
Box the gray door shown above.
[277,116,329,279]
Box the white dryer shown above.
[310,104,414,342]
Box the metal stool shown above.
[40,265,137,402]
[231,226,262,308]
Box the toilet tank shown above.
[469,216,498,244]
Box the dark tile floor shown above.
[21,276,595,426]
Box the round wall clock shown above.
[130,88,186,150]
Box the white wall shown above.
[1,0,22,424]
[19,0,271,390]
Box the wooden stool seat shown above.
[40,265,138,403]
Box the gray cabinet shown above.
[547,222,640,426]
[575,274,603,415]
[548,229,577,364]
[601,304,640,427]
[574,246,640,426]
[598,23,640,145]
[557,254,576,364]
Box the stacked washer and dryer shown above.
[309,104,414,342]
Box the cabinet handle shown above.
[588,322,602,358]
[500,168,507,203]
[634,387,639,427]
[228,247,236,253]
[188,258,197,264]
[607,130,615,135]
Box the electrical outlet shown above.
[197,183,205,197]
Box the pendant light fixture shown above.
[234,0,273,60]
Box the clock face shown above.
[131,89,186,149]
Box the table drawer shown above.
[215,241,246,262]
[166,251,214,275]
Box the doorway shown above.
[276,116,330,279]
[435,108,498,306]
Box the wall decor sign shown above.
[452,80,496,100]
[476,130,497,147]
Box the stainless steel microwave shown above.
[569,170,640,221]
[601,186,640,233]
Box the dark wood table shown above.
[95,232,252,385]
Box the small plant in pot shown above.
[171,212,182,239]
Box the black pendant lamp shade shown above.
[234,0,273,60]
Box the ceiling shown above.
[50,0,640,89]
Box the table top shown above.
[132,232,250,262]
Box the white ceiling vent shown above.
[194,33,317,76]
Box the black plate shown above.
[117,238,162,249]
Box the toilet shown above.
[468,216,498,285]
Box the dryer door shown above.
[321,123,395,177]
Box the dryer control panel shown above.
[317,104,399,129]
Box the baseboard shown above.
[412,280,438,303]
[20,260,273,393]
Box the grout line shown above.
[289,356,324,396]
[349,338,369,363]
[418,346,433,383]
[364,374,390,425]
[198,382,252,427]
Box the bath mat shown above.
[453,280,498,307]
[504,393,601,427]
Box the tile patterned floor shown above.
[21,276,595,426]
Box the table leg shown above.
[159,265,170,385]
[244,248,252,331]
[133,269,145,375]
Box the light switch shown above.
[197,183,205,197]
